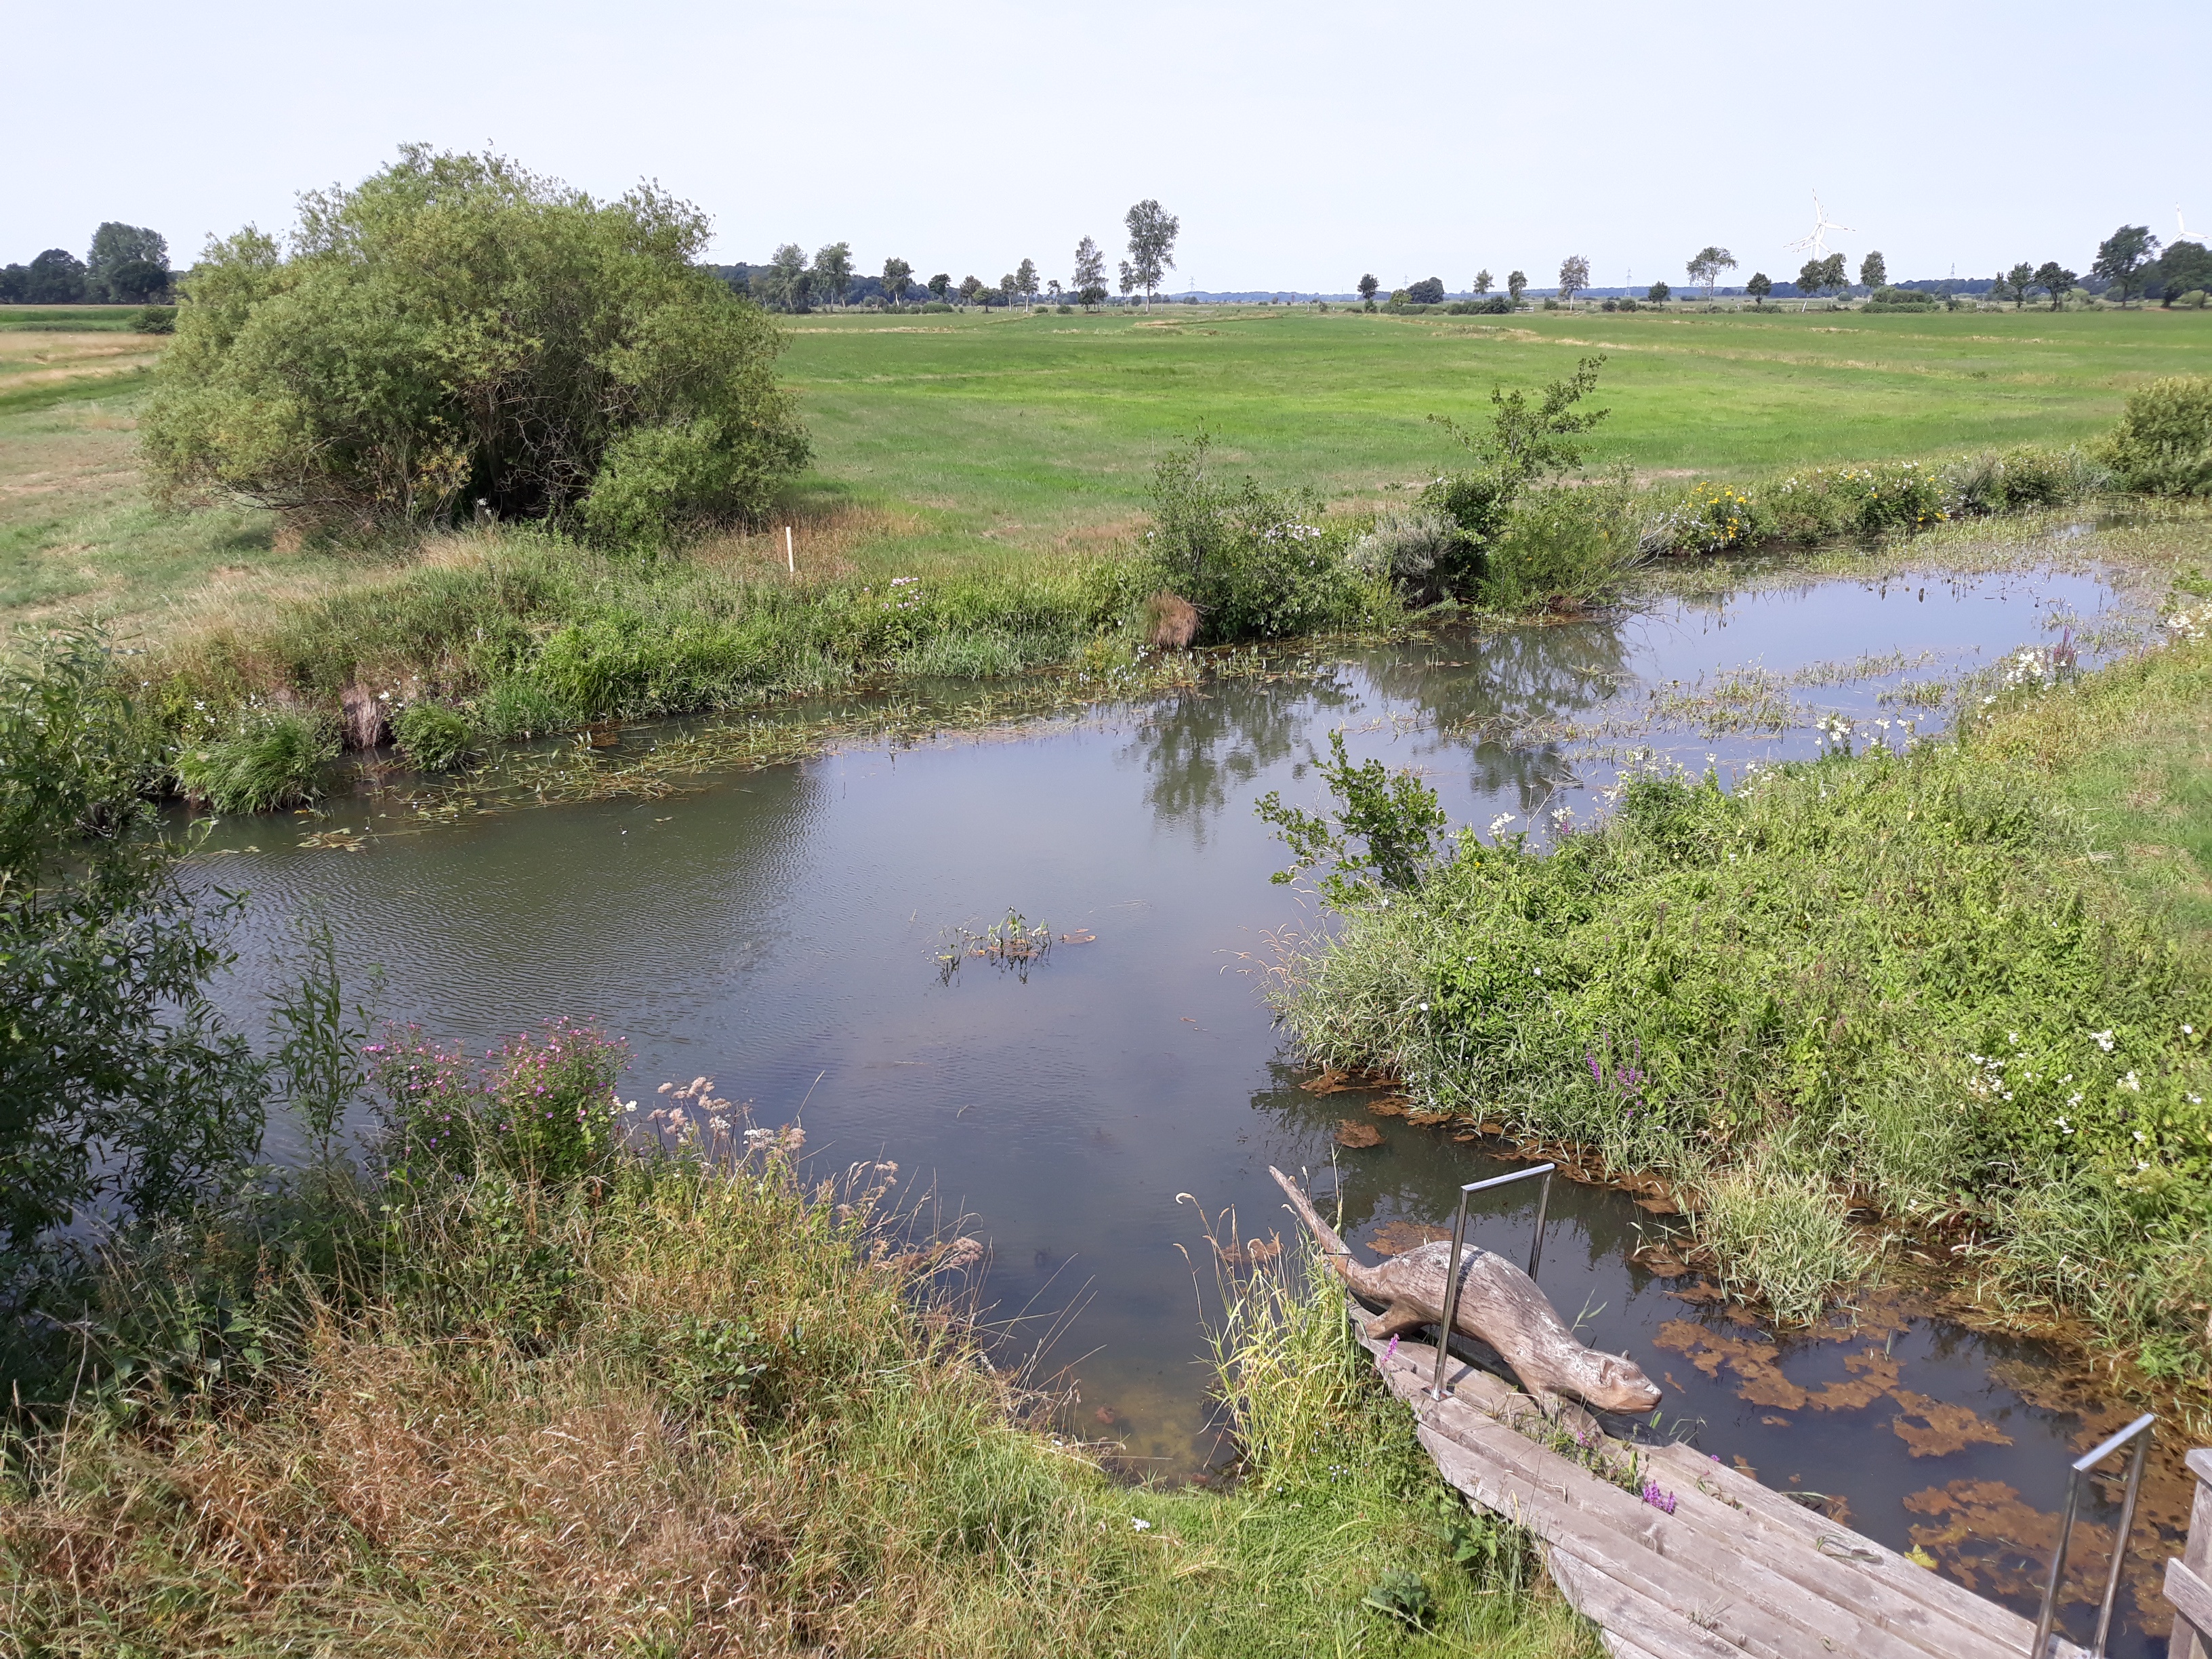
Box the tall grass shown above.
[1,1105,1597,1657]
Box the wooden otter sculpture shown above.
[1268,1166,1662,1415]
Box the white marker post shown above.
[785,525,795,575]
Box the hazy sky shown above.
[8,1,2207,292]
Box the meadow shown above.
[4,302,2209,641]
[775,303,2212,577]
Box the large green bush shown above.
[2098,375,2212,497]
[1138,435,1378,642]
[144,146,809,545]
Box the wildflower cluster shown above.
[372,1016,630,1183]
[1644,481,1756,555]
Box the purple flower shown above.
[1641,1481,1677,1515]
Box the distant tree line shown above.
[0,223,172,304]
[717,201,1177,316]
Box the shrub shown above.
[173,708,338,812]
[1137,434,1375,642]
[0,634,266,1251]
[1949,446,2108,514]
[1768,462,1951,540]
[1405,276,1445,305]
[1479,480,1640,610]
[1346,509,1473,605]
[143,146,809,542]
[2099,375,2212,496]
[392,702,479,771]
[134,304,176,333]
[373,1017,628,1184]
[1444,296,1511,316]
[2178,289,2209,310]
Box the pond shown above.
[192,550,2184,1654]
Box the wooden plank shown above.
[1641,1435,2070,1652]
[1364,1326,2029,1659]
[2171,1559,2212,1650]
[2175,1456,2212,1659]
[1350,1305,2097,1659]
[1417,1404,1983,1659]
[1547,1547,1754,1659]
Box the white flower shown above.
[2007,1032,2019,1045]
[1417,1002,1430,1012]
[2121,1071,2141,1092]
[2092,1029,2115,1052]
[2185,1025,2195,1036]
[1130,1517,1152,1532]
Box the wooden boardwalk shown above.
[1351,1307,2093,1659]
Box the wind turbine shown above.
[1786,191,1856,260]
[2179,205,2207,246]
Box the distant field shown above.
[3,302,2209,636]
[781,304,2212,575]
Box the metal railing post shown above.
[1429,1162,1557,1402]
[2034,1411,2156,1658]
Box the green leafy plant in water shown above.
[173,708,337,812]
[1256,730,1448,906]
[392,701,479,771]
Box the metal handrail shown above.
[2034,1411,2156,1657]
[1430,1162,1555,1401]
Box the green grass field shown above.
[778,304,2212,576]
[3,303,2209,640]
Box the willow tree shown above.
[144,146,808,548]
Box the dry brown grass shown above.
[692,504,925,581]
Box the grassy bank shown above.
[0,1106,1591,1656]
[1273,607,2212,1383]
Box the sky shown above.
[7,1,2207,293]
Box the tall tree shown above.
[812,242,853,307]
[881,256,913,306]
[1556,254,1590,305]
[1685,245,1736,299]
[1473,269,1492,296]
[2004,262,2036,308]
[1121,199,1179,310]
[958,274,982,306]
[927,272,952,303]
[1015,257,1038,307]
[85,223,169,302]
[23,249,87,304]
[2034,261,2078,310]
[1797,253,1847,298]
[1071,236,1107,308]
[1507,270,1528,302]
[1357,272,1379,304]
[762,243,808,311]
[2093,225,2160,304]
[1745,271,1771,306]
[2155,241,2212,305]
[1858,250,1887,290]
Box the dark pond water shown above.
[192,559,2183,1653]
